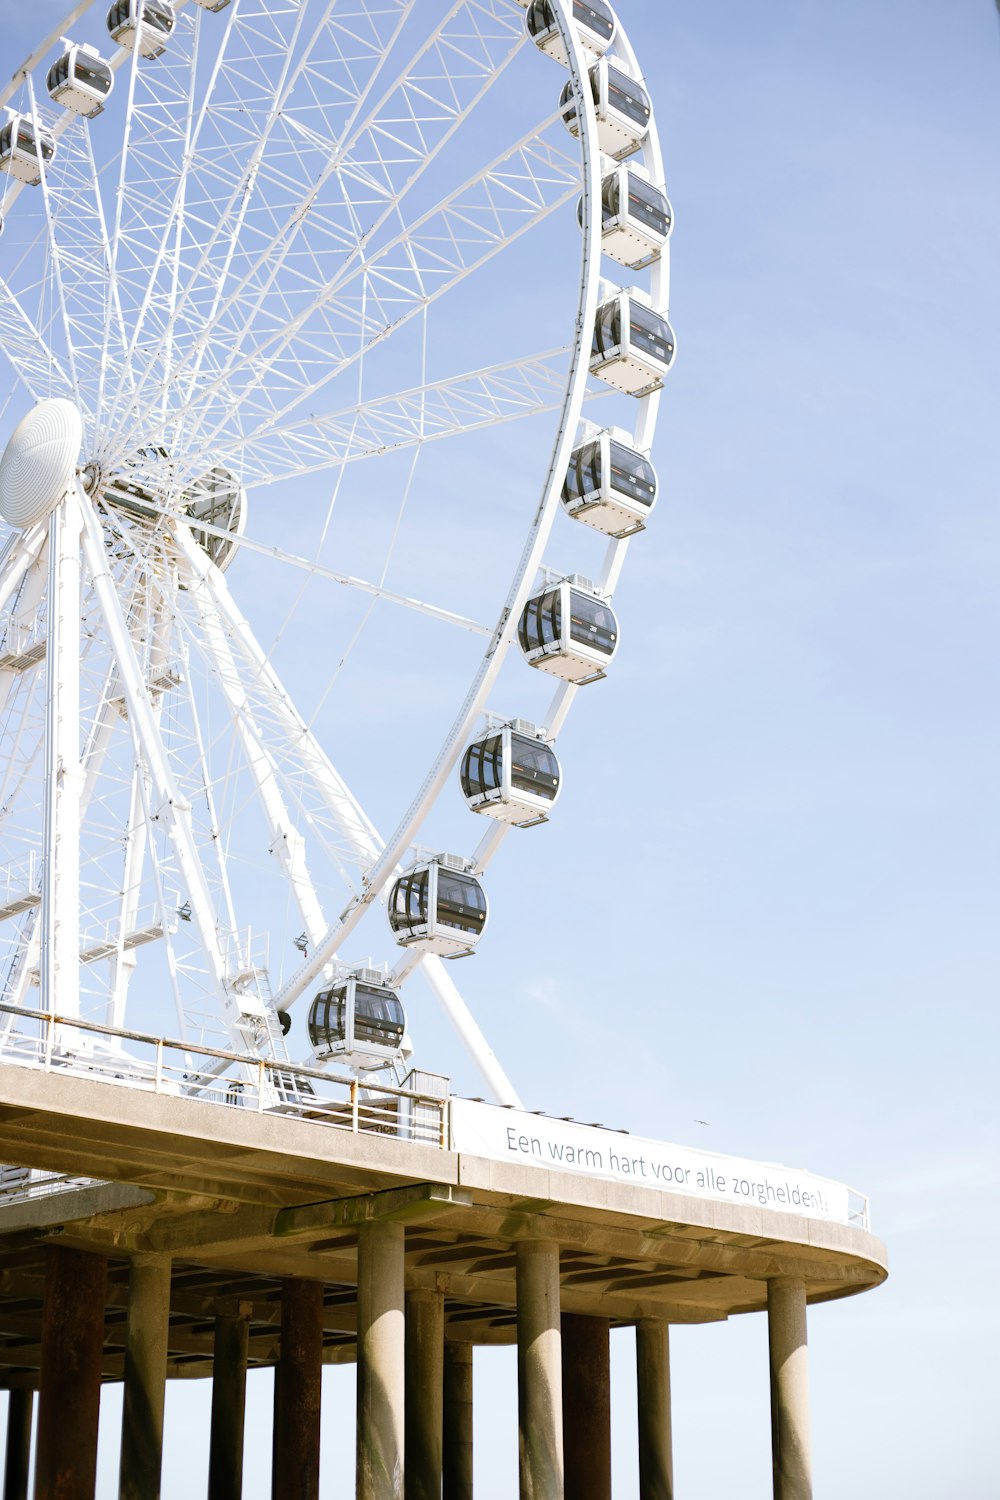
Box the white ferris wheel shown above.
[0,0,671,1108]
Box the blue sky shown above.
[2,0,999,1495]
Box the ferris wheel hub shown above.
[0,398,83,529]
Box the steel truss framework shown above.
[0,0,669,1105]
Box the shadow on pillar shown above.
[208,1313,250,1500]
[636,1321,672,1500]
[768,1279,812,1500]
[405,1289,443,1500]
[516,1241,563,1500]
[561,1314,610,1500]
[272,1279,323,1500]
[119,1254,171,1500]
[442,1342,473,1500]
[34,1245,107,1500]
[356,1219,405,1500]
[4,1390,33,1500]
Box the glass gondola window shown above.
[629,304,674,366]
[569,593,617,655]
[527,0,615,43]
[509,735,560,798]
[353,986,405,1047]
[107,0,177,49]
[606,66,650,128]
[562,442,593,507]
[517,587,561,654]
[592,300,623,360]
[574,0,616,43]
[389,868,430,934]
[436,872,487,936]
[0,121,53,165]
[460,736,503,799]
[608,441,655,504]
[626,176,671,237]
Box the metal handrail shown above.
[0,1000,448,1145]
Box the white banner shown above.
[450,1098,854,1227]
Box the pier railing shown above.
[0,1000,449,1147]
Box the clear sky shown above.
[1,1,999,1496]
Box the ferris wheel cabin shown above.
[561,60,650,160]
[587,163,672,269]
[591,289,675,396]
[460,721,561,827]
[517,577,618,683]
[562,428,657,537]
[0,118,55,186]
[184,466,247,573]
[191,0,232,10]
[46,44,114,118]
[388,857,488,958]
[107,0,177,58]
[308,971,407,1073]
[526,0,616,66]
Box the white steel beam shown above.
[39,493,83,1028]
[77,486,269,1053]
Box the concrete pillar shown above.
[635,1321,672,1500]
[356,1219,405,1500]
[442,1342,473,1500]
[405,1289,444,1500]
[118,1254,171,1500]
[561,1314,610,1500]
[208,1314,249,1500]
[34,1245,107,1500]
[768,1279,812,1500]
[3,1390,33,1500]
[272,1280,323,1500]
[516,1241,563,1500]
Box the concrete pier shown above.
[272,1279,323,1500]
[516,1241,563,1500]
[208,1314,249,1500]
[3,1391,33,1500]
[0,1066,886,1500]
[34,1245,106,1500]
[561,1314,611,1500]
[357,1219,405,1500]
[118,1254,171,1500]
[405,1289,444,1500]
[636,1321,673,1500]
[768,1278,812,1500]
[442,1343,473,1500]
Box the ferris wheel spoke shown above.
[177,562,329,949]
[75,489,277,1056]
[103,0,408,446]
[113,0,530,458]
[132,119,580,469]
[182,347,587,488]
[0,270,76,404]
[173,521,386,882]
[100,0,317,443]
